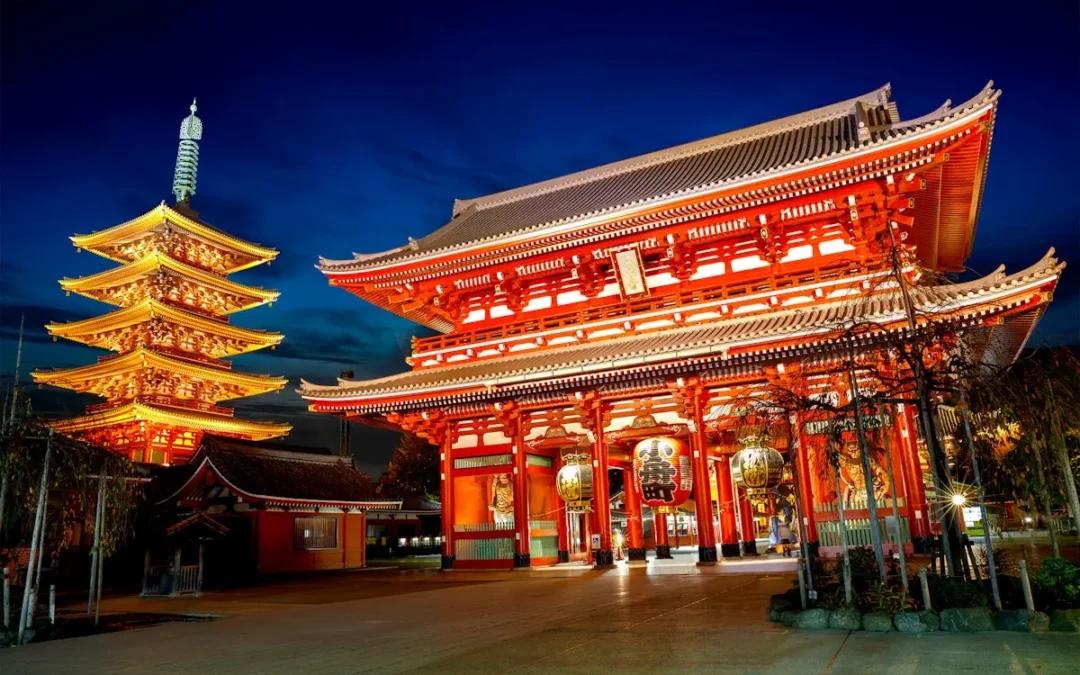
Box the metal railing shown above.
[141,564,201,597]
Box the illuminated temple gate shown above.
[34,101,291,464]
[301,83,1063,569]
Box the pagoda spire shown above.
[172,98,203,204]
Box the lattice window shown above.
[294,516,338,550]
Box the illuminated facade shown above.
[302,83,1063,569]
[35,102,290,464]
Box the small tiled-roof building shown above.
[153,435,401,579]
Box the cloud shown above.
[372,139,521,202]
[0,303,92,344]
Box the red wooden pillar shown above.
[898,404,931,551]
[510,416,531,568]
[623,467,646,561]
[690,399,718,563]
[739,489,759,555]
[794,423,819,555]
[440,431,456,569]
[590,409,614,567]
[715,454,740,557]
[653,512,672,558]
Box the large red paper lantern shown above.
[633,437,692,512]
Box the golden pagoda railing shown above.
[86,396,234,417]
[413,258,872,354]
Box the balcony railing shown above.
[413,258,870,355]
[85,396,234,417]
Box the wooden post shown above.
[919,565,932,610]
[1018,560,1035,611]
[196,542,205,597]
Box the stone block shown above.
[793,608,832,630]
[893,612,927,633]
[828,606,862,631]
[862,612,894,632]
[940,607,995,632]
[918,609,940,632]
[996,609,1049,633]
[1048,609,1080,632]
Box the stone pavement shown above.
[3,570,1077,674]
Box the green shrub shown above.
[864,582,915,614]
[1032,557,1080,610]
[847,546,879,590]
[815,584,851,610]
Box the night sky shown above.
[2,1,1077,475]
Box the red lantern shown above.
[632,436,692,512]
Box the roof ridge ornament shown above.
[172,98,203,204]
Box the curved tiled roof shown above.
[43,298,284,355]
[48,401,292,439]
[321,82,998,273]
[301,250,1061,403]
[32,345,288,398]
[154,435,395,506]
[59,252,280,312]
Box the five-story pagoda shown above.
[34,101,291,465]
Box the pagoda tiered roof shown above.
[72,203,279,274]
[33,345,287,401]
[43,298,284,357]
[59,252,280,314]
[320,82,997,278]
[49,401,291,441]
[301,250,1062,414]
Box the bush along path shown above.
[769,551,1080,634]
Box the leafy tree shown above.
[380,432,440,499]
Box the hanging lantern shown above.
[732,436,785,491]
[633,437,692,513]
[556,453,594,512]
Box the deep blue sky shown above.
[2,1,1077,474]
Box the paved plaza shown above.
[3,568,1077,674]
